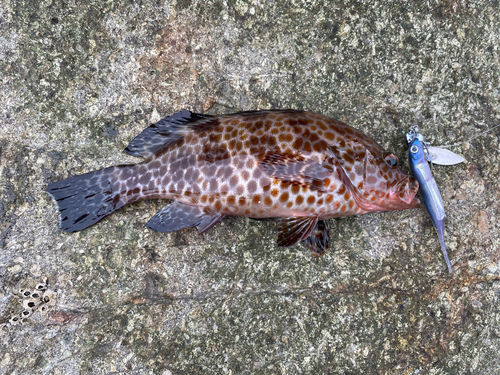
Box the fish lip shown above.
[392,175,420,206]
[409,196,421,208]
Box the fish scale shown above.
[46,110,420,256]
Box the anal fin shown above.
[276,216,319,247]
[196,211,225,234]
[302,220,329,257]
[146,201,224,234]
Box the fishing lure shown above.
[406,126,453,273]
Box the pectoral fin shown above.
[276,216,319,247]
[146,201,224,234]
[302,220,329,257]
[259,153,331,192]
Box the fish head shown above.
[327,127,420,213]
[353,148,420,212]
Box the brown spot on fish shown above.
[344,154,354,165]
[293,138,303,149]
[247,180,257,193]
[192,118,221,133]
[209,133,222,143]
[280,192,289,202]
[313,140,328,152]
[200,144,230,163]
[252,195,261,205]
[229,175,239,188]
[279,133,293,142]
[268,135,277,147]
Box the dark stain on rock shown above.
[143,272,166,299]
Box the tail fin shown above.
[46,165,134,232]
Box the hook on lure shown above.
[406,126,454,273]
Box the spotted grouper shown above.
[46,110,420,256]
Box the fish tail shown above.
[46,165,138,232]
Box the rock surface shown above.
[1,0,500,373]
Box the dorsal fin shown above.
[124,110,213,158]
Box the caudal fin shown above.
[46,165,134,232]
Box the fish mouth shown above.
[348,175,420,212]
[394,175,420,208]
[409,196,421,208]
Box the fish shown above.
[46,110,420,256]
[406,127,453,273]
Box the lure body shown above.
[46,110,420,256]
[407,132,452,273]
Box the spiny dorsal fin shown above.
[124,110,212,158]
[276,216,319,247]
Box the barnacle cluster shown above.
[8,278,57,326]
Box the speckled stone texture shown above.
[1,0,499,374]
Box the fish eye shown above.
[410,145,419,154]
[384,153,399,167]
